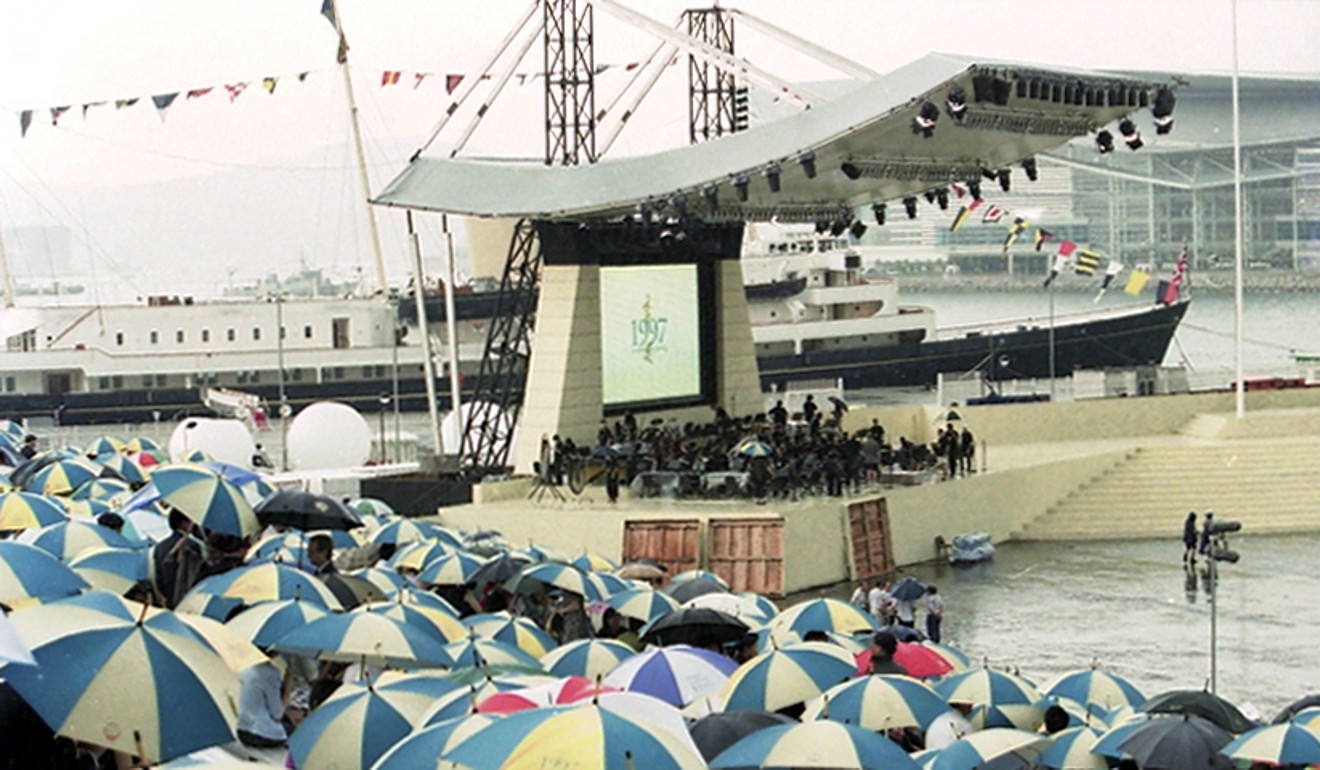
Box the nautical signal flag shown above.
[981,206,1005,224]
[1003,217,1028,253]
[1034,229,1054,251]
[446,74,465,94]
[381,71,402,86]
[949,199,983,233]
[1100,260,1124,290]
[1125,268,1151,296]
[1057,240,1077,260]
[1074,249,1102,276]
[1043,253,1070,287]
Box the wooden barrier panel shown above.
[846,498,894,580]
[708,517,784,597]
[621,519,701,578]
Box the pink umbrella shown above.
[477,676,621,714]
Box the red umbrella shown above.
[853,643,954,679]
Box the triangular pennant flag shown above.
[413,72,430,89]
[81,101,107,117]
[1124,268,1151,296]
[151,93,179,121]
[516,73,528,86]
[186,87,213,99]
[625,61,641,71]
[381,71,402,86]
[445,74,464,94]
[1074,249,1102,276]
[1033,229,1054,251]
[19,110,32,137]
[225,83,248,102]
[1100,260,1124,289]
[1043,254,1069,287]
[262,77,279,94]
[50,106,71,125]
[1002,217,1027,254]
[320,0,337,29]
[298,72,310,82]
[981,205,1005,224]
[114,98,139,109]
[950,182,966,199]
[950,206,973,233]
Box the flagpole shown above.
[1048,279,1056,400]
[1231,0,1246,419]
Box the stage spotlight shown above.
[1152,87,1176,134]
[946,85,967,122]
[702,184,718,209]
[829,218,848,237]
[872,203,886,225]
[967,180,982,200]
[924,190,938,204]
[733,174,749,201]
[903,196,918,219]
[667,193,687,217]
[840,162,862,180]
[997,169,1011,192]
[936,188,949,210]
[1095,129,1115,154]
[764,164,782,193]
[1119,118,1143,150]
[849,220,868,239]
[912,101,939,138]
[1022,156,1038,182]
[798,151,817,179]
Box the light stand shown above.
[378,392,392,464]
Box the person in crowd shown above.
[237,649,290,748]
[196,532,246,582]
[868,631,909,675]
[894,592,917,629]
[152,509,202,609]
[769,400,788,428]
[960,426,976,474]
[1043,704,1071,735]
[251,443,273,469]
[95,512,125,535]
[1199,511,1215,557]
[20,434,38,460]
[306,533,337,579]
[849,579,870,610]
[1182,511,1199,566]
[924,585,945,643]
[596,608,642,650]
[868,580,894,625]
[546,590,593,644]
[801,394,818,424]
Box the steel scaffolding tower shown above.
[544,0,597,165]
[684,7,739,144]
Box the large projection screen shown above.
[599,264,703,407]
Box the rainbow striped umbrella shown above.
[2,591,239,763]
[374,713,504,770]
[709,720,920,770]
[274,612,455,668]
[419,551,488,587]
[720,642,858,713]
[358,600,467,643]
[289,673,462,770]
[440,638,543,671]
[605,587,680,624]
[928,728,1052,770]
[0,540,89,605]
[804,674,949,731]
[465,614,558,658]
[68,547,149,594]
[1038,725,1106,770]
[541,638,636,679]
[83,436,127,457]
[27,458,103,496]
[444,702,708,770]
[769,597,878,637]
[184,561,342,610]
[224,599,331,648]
[1221,722,1320,766]
[149,464,257,537]
[71,477,133,502]
[18,520,134,562]
[604,644,736,707]
[0,491,68,531]
[1044,667,1145,710]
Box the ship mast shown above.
[328,0,389,296]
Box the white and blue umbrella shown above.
[149,464,258,537]
[710,720,920,769]
[507,562,607,602]
[804,674,949,730]
[439,638,543,670]
[68,547,149,594]
[542,638,637,680]
[605,587,680,624]
[721,642,858,714]
[18,519,134,562]
[1090,714,1153,758]
[1037,725,1106,770]
[0,611,35,665]
[274,612,454,668]
[421,676,557,726]
[419,551,487,587]
[1221,722,1320,766]
[604,644,737,707]
[0,540,89,606]
[928,728,1051,770]
[0,491,69,531]
[223,599,331,648]
[183,562,342,610]
[465,614,558,657]
[768,598,879,637]
[1044,667,1145,710]
[936,668,1042,708]
[373,713,504,770]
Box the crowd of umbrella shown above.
[4,421,1320,770]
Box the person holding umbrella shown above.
[925,585,945,643]
[868,631,909,675]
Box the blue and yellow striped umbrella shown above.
[1221,722,1320,766]
[150,464,258,537]
[507,562,606,602]
[0,419,24,442]
[709,719,920,770]
[510,543,565,564]
[929,728,1052,770]
[1038,725,1106,770]
[541,639,636,680]
[669,569,729,589]
[1090,714,1153,759]
[804,674,949,731]
[177,449,212,463]
[68,547,149,594]
[358,600,467,643]
[1291,706,1320,731]
[389,540,456,572]
[572,553,619,572]
[72,477,134,502]
[124,436,161,454]
[348,497,396,517]
[0,540,89,606]
[420,552,488,587]
[57,497,114,520]
[374,713,504,770]
[440,638,544,671]
[349,565,411,595]
[444,703,709,770]
[720,642,858,713]
[0,491,68,531]
[223,599,331,648]
[274,612,455,668]
[184,561,342,610]
[372,518,462,548]
[84,436,127,457]
[289,673,463,770]
[422,676,558,726]
[605,587,680,624]
[924,641,972,672]
[1044,667,1145,711]
[936,668,1043,709]
[769,597,878,637]
[27,458,103,496]
[200,461,275,505]
[1,591,239,763]
[465,614,558,658]
[19,520,134,562]
[93,453,149,486]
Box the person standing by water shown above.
[1182,511,1198,566]
[1198,511,1215,557]
[924,585,945,643]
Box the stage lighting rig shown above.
[1119,118,1144,150]
[1152,87,1176,134]
[946,85,967,122]
[872,203,886,225]
[1022,157,1038,182]
[912,101,939,138]
[1095,130,1115,154]
[902,197,919,219]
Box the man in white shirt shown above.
[867,580,893,623]
[849,580,869,610]
[925,585,945,643]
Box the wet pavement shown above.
[811,534,1320,718]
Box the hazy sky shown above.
[1,0,1317,297]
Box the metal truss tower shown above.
[460,219,541,473]
[544,0,598,165]
[684,7,739,144]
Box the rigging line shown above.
[1179,320,1298,352]
[1172,332,1196,371]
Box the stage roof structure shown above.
[375,52,1172,223]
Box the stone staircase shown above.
[1013,438,1320,540]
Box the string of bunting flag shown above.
[944,183,1187,305]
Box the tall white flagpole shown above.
[1231,0,1246,418]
